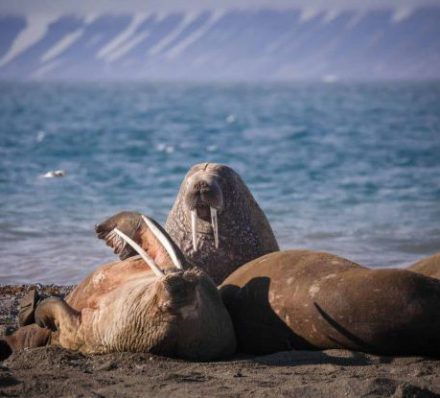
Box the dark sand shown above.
[1,285,440,398]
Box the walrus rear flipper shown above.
[95,211,143,260]
[35,297,80,334]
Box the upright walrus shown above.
[220,250,440,357]
[165,163,279,284]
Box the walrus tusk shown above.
[210,207,219,249]
[191,209,198,252]
[141,215,183,270]
[114,228,164,277]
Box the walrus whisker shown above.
[114,235,125,252]
[191,209,198,252]
[105,230,126,253]
[141,215,183,270]
[114,228,164,277]
[210,207,219,249]
[105,230,116,244]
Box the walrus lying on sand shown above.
[96,163,279,285]
[0,216,236,361]
[220,250,440,357]
[4,214,440,360]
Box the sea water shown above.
[0,81,439,284]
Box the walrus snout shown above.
[185,177,224,213]
[185,173,223,252]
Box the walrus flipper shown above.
[95,211,143,260]
[35,297,80,335]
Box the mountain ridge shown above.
[0,7,439,81]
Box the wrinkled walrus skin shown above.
[35,268,236,360]
[165,163,279,284]
[220,250,440,357]
[407,252,440,279]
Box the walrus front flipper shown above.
[0,324,52,360]
[35,297,80,336]
[95,211,143,260]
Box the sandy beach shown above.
[1,285,440,398]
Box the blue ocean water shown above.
[0,81,439,284]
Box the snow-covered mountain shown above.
[0,7,439,81]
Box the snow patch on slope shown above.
[391,8,413,23]
[32,59,63,78]
[148,12,199,56]
[106,30,151,62]
[41,28,84,63]
[0,14,58,67]
[165,10,224,59]
[96,13,149,61]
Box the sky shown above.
[1,0,440,16]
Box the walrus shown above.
[220,250,440,357]
[1,216,236,361]
[407,252,440,279]
[164,163,279,284]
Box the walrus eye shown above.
[113,228,165,277]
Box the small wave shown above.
[225,114,236,123]
[156,143,175,154]
[36,130,46,143]
[305,231,344,240]
[395,241,440,255]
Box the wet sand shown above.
[1,285,440,398]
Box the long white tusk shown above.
[191,209,198,252]
[141,215,183,270]
[114,228,164,277]
[210,207,219,249]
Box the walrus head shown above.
[166,162,279,284]
[184,164,226,251]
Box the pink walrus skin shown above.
[1,214,236,361]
